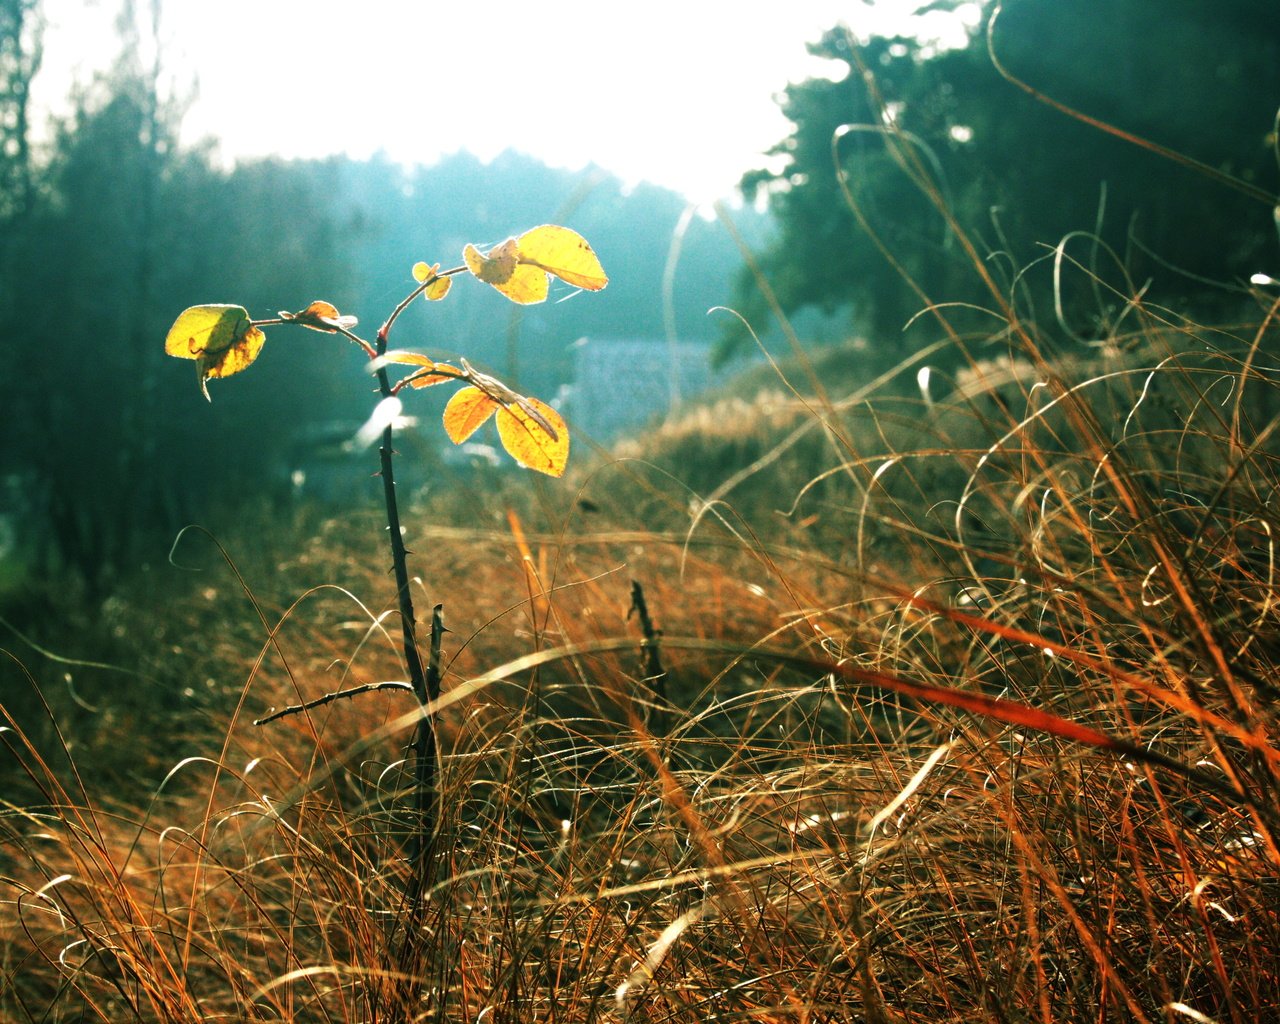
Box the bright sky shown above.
[35,1,978,204]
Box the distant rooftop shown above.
[565,337,722,443]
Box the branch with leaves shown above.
[163,223,606,476]
[162,223,607,954]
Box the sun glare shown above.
[31,0,976,204]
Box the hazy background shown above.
[30,0,976,204]
[1,0,1276,591]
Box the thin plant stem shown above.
[371,314,438,871]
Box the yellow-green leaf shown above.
[443,386,500,443]
[164,304,266,400]
[515,225,608,292]
[165,304,252,359]
[496,397,569,477]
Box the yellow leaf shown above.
[279,299,358,332]
[442,386,500,443]
[407,360,458,388]
[463,239,519,284]
[496,397,569,477]
[199,327,264,376]
[382,350,460,387]
[196,328,265,401]
[413,262,452,300]
[491,264,549,304]
[408,369,452,388]
[516,225,608,292]
[383,350,436,366]
[464,227,606,305]
[165,304,253,359]
[164,304,266,400]
[464,238,548,304]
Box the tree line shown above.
[726,0,1280,364]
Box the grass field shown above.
[3,297,1279,1022]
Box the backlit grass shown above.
[3,294,1279,1022]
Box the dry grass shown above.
[4,286,1280,1023]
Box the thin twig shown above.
[378,263,467,341]
[411,604,445,871]
[253,681,414,726]
[629,580,668,730]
